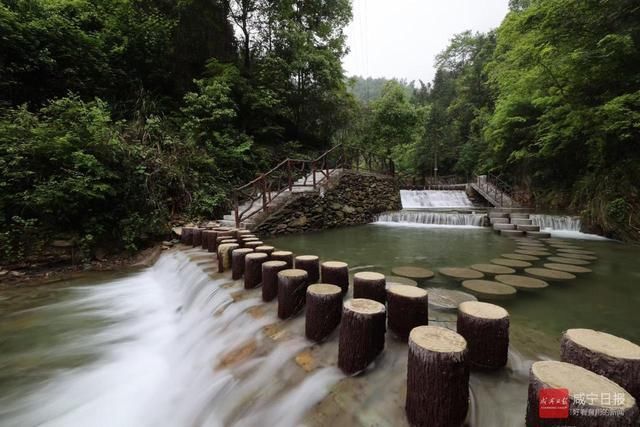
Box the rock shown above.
[342,205,355,214]
[10,270,25,277]
[0,270,8,276]
[289,215,308,227]
[162,241,174,247]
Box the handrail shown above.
[232,144,393,227]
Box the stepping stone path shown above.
[547,256,592,265]
[515,249,552,256]
[555,253,598,261]
[391,266,435,280]
[502,253,540,261]
[462,280,517,299]
[439,267,484,281]
[557,249,596,255]
[544,263,592,274]
[427,288,477,311]
[386,275,418,287]
[525,267,576,281]
[470,263,516,275]
[491,258,533,269]
[494,274,549,290]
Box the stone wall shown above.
[254,171,401,235]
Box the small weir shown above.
[376,211,484,227]
[400,189,474,209]
[530,214,581,231]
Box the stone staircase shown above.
[488,211,551,238]
[470,175,518,208]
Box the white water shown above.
[400,190,474,209]
[376,210,484,227]
[529,214,581,231]
[1,252,342,427]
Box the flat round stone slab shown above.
[502,253,540,261]
[391,266,435,280]
[500,229,525,237]
[554,253,597,261]
[556,248,596,255]
[544,263,592,274]
[525,267,576,281]
[462,279,517,299]
[439,267,484,281]
[525,231,551,238]
[491,258,533,269]
[517,243,546,249]
[547,256,591,266]
[515,249,552,256]
[549,243,582,249]
[470,263,516,275]
[427,288,477,311]
[386,275,418,286]
[495,274,549,290]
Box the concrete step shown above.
[218,219,255,228]
[490,218,510,224]
[510,213,530,219]
[511,218,533,226]
[493,223,516,231]
[517,224,540,232]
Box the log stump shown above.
[338,298,386,375]
[271,251,294,268]
[353,272,386,303]
[231,248,254,280]
[295,255,320,284]
[217,243,239,273]
[457,301,509,370]
[244,252,268,289]
[245,241,264,250]
[192,228,204,247]
[219,239,238,246]
[305,284,343,342]
[406,325,469,427]
[277,269,309,319]
[561,328,640,403]
[181,227,194,245]
[255,245,275,257]
[526,360,639,427]
[201,230,214,250]
[321,261,349,295]
[261,260,288,302]
[386,284,428,341]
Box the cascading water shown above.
[530,214,581,231]
[400,190,474,209]
[376,211,484,227]
[0,251,342,427]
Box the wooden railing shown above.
[233,145,393,227]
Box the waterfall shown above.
[376,210,484,227]
[401,190,475,209]
[530,214,582,231]
[0,251,342,427]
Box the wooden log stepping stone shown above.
[561,328,640,403]
[305,284,343,342]
[439,267,484,281]
[338,299,386,375]
[386,275,418,286]
[526,360,639,427]
[457,301,509,370]
[295,255,320,284]
[547,256,591,265]
[192,228,204,247]
[515,249,552,256]
[271,250,294,268]
[405,326,469,427]
[502,253,540,261]
[261,260,288,302]
[181,226,194,245]
[491,258,533,269]
[321,261,349,295]
[244,252,268,289]
[471,263,516,275]
[462,280,517,299]
[219,239,238,245]
[245,241,264,249]
[526,231,551,238]
[391,266,435,280]
[254,245,275,256]
[201,230,214,249]
[387,284,428,341]
[427,288,477,311]
[231,248,254,280]
[525,267,576,281]
[353,272,386,303]
[556,252,598,261]
[494,274,549,291]
[557,248,596,255]
[493,223,516,231]
[277,269,309,319]
[217,243,239,273]
[501,229,525,237]
[544,263,592,274]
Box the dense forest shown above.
[1,0,639,263]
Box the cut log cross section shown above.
[406,326,469,427]
[321,261,350,295]
[353,272,386,303]
[457,301,509,370]
[386,284,428,341]
[338,298,386,375]
[271,251,294,269]
[305,284,343,342]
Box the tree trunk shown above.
[244,252,268,289]
[338,298,386,375]
[306,284,343,342]
[271,251,294,268]
[231,248,254,280]
[386,284,428,341]
[321,261,349,296]
[560,328,640,404]
[456,301,509,370]
[353,272,386,304]
[261,260,287,302]
[295,255,320,284]
[277,269,309,319]
[406,326,469,427]
[217,243,239,273]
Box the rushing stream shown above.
[1,225,639,426]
